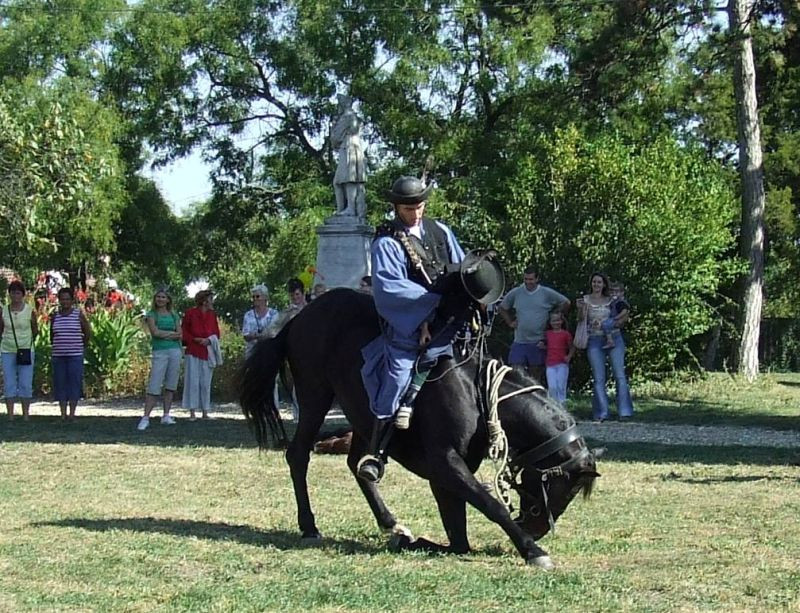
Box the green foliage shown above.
[4,0,800,379]
[113,176,190,286]
[502,127,741,375]
[0,79,126,273]
[83,308,147,395]
[210,318,246,401]
[32,313,52,395]
[0,0,126,81]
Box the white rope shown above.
[484,359,545,510]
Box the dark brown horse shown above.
[240,289,599,569]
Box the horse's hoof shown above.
[383,523,414,541]
[301,531,323,545]
[389,532,413,552]
[527,555,555,571]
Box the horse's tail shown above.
[240,323,292,449]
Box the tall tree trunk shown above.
[729,0,765,382]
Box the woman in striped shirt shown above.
[50,287,91,420]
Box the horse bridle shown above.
[507,424,594,534]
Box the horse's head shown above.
[513,436,601,539]
[490,365,601,540]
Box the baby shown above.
[602,281,630,349]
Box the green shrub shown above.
[32,311,52,396]
[499,128,741,377]
[211,318,246,401]
[83,308,147,397]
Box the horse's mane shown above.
[499,366,577,430]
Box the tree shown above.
[113,176,189,287]
[729,0,766,381]
[0,80,125,277]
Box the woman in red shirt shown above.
[181,290,221,420]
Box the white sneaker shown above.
[394,406,413,430]
[137,416,150,431]
[161,415,176,425]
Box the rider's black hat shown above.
[459,250,505,305]
[386,176,433,205]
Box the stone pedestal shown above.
[315,215,373,289]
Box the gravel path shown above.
[576,420,800,449]
[22,399,799,449]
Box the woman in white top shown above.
[0,280,38,420]
[242,284,278,359]
[577,272,633,422]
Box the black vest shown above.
[375,217,451,288]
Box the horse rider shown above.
[357,175,469,482]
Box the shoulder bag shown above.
[573,303,589,350]
[8,305,32,365]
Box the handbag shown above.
[8,305,33,365]
[573,307,589,350]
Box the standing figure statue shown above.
[332,94,366,217]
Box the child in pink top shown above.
[538,312,575,405]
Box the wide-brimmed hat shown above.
[385,176,433,205]
[459,250,505,305]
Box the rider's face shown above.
[395,202,426,228]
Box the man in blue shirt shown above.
[358,176,465,482]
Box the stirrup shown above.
[357,454,385,483]
[394,405,413,430]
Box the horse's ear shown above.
[590,447,606,460]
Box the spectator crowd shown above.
[2,265,634,427]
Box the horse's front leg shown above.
[430,483,470,554]
[428,448,554,569]
[346,433,414,541]
[389,483,469,555]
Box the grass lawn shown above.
[570,371,800,429]
[0,374,798,612]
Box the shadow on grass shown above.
[588,440,800,467]
[0,415,277,449]
[0,415,355,449]
[660,473,800,484]
[33,517,380,555]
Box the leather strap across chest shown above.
[377,217,450,288]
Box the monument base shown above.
[315,215,373,289]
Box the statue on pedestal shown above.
[331,94,366,218]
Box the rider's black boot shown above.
[357,419,393,483]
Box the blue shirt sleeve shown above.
[372,236,441,338]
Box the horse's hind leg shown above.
[286,385,333,540]
[346,434,413,540]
